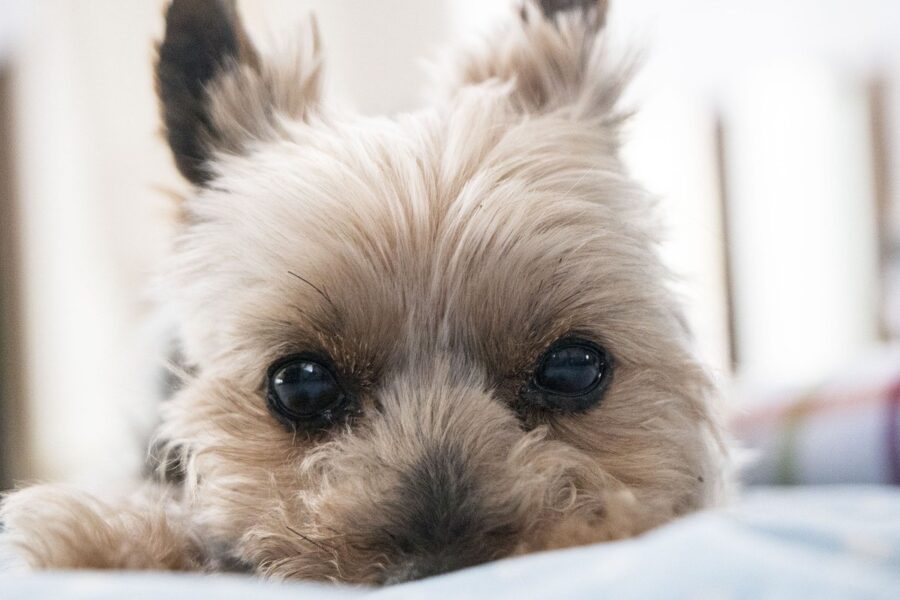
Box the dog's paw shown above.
[0,484,202,571]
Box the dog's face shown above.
[155,0,728,583]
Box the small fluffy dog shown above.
[1,0,730,584]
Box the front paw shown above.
[1,484,202,571]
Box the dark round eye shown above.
[524,339,612,412]
[266,355,350,429]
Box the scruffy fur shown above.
[1,0,730,584]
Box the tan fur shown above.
[204,16,324,159]
[1,484,202,571]
[1,0,731,584]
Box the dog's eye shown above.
[524,339,613,412]
[266,355,350,429]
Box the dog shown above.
[1,0,730,584]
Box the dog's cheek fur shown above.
[157,375,310,548]
[157,364,519,582]
[157,351,720,583]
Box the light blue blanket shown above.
[3,486,899,599]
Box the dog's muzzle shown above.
[376,444,519,583]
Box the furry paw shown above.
[0,484,202,571]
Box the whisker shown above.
[286,525,336,555]
[288,270,340,316]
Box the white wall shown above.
[615,0,893,386]
[11,1,180,482]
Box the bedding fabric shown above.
[3,486,899,599]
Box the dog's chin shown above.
[202,405,675,585]
[372,510,650,585]
[245,509,640,585]
[237,483,650,585]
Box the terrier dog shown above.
[1,0,730,584]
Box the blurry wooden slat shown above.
[0,65,30,488]
[621,88,732,375]
[714,114,739,372]
[867,75,893,342]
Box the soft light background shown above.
[0,0,898,486]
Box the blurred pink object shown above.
[733,345,900,485]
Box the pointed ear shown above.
[156,0,323,185]
[444,0,625,121]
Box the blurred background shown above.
[0,0,898,490]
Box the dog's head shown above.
[154,0,729,583]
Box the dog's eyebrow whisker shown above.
[287,270,340,316]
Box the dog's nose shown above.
[378,445,517,583]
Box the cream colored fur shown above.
[1,0,731,584]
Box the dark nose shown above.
[380,446,516,583]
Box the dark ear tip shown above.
[528,0,608,25]
[160,0,242,66]
[157,0,245,185]
[164,0,237,24]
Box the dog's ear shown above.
[156,0,323,185]
[534,0,608,23]
[445,0,625,122]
